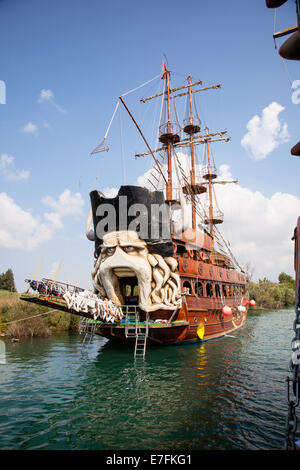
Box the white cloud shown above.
[0,189,84,251]
[0,154,30,181]
[37,88,66,113]
[22,121,38,135]
[136,168,158,188]
[241,102,289,160]
[213,165,299,280]
[42,189,84,217]
[102,187,118,198]
[38,89,54,103]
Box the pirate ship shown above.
[23,64,255,356]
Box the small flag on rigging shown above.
[161,63,168,80]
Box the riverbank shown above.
[0,290,79,339]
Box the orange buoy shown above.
[209,255,215,264]
[199,251,205,261]
[188,250,193,259]
[173,242,177,255]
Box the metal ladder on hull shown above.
[80,317,97,345]
[134,329,148,359]
[124,306,149,359]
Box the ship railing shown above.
[159,122,181,137]
[25,278,85,298]
[42,278,85,295]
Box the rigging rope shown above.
[104,100,120,140]
[119,105,126,184]
[173,145,242,271]
[0,308,61,326]
[120,73,161,97]
[141,78,165,183]
[273,7,300,107]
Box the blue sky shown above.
[0,0,300,290]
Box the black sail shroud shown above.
[90,186,174,257]
[291,141,300,156]
[265,0,288,7]
[279,31,300,61]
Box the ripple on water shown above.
[0,310,294,449]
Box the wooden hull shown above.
[98,295,247,345]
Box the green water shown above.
[0,309,295,450]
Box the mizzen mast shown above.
[204,127,220,247]
[182,75,206,230]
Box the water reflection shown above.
[0,310,293,450]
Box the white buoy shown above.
[222,306,232,316]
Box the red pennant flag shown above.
[161,63,168,79]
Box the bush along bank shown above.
[247,272,295,310]
[0,290,80,339]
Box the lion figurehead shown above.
[91,230,181,312]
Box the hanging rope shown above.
[273,9,277,49]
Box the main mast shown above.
[159,65,180,204]
[166,69,173,202]
[137,65,233,245]
[185,75,200,231]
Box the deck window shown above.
[125,285,131,296]
[215,284,221,298]
[195,281,203,297]
[183,280,192,295]
[206,283,213,297]
[133,285,139,296]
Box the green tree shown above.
[247,274,295,309]
[278,272,295,288]
[0,269,17,292]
